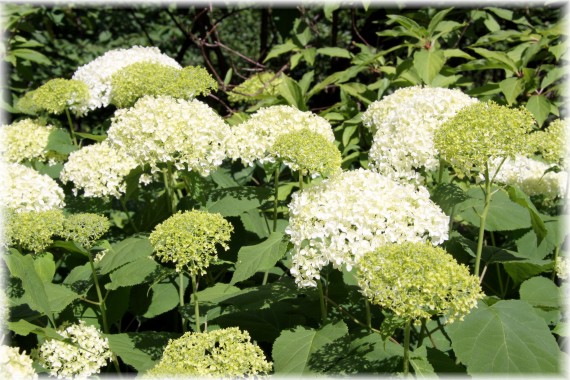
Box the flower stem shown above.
[403,319,412,376]
[364,298,372,331]
[191,274,201,333]
[551,245,560,281]
[87,251,109,334]
[119,198,138,233]
[273,165,280,233]
[317,279,328,325]
[299,172,304,191]
[474,165,493,279]
[179,272,187,333]
[65,108,78,146]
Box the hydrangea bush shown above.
[2,10,566,378]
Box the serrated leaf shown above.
[413,49,445,85]
[272,321,349,374]
[44,283,80,313]
[231,232,286,285]
[526,95,551,127]
[98,237,154,275]
[409,345,436,376]
[33,252,55,283]
[448,300,561,373]
[142,274,186,318]
[519,276,561,309]
[205,186,270,217]
[106,257,159,290]
[7,319,64,340]
[431,183,470,215]
[106,331,177,373]
[499,77,524,105]
[506,185,547,243]
[503,259,553,284]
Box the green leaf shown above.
[46,129,77,155]
[205,186,270,217]
[272,321,349,374]
[302,47,316,66]
[541,67,564,90]
[63,262,93,295]
[448,300,562,373]
[106,331,177,373]
[499,77,524,105]
[519,276,561,309]
[2,250,55,325]
[264,40,298,62]
[278,76,306,110]
[387,15,425,37]
[33,252,55,283]
[409,345,436,376]
[323,3,340,20]
[50,240,89,256]
[413,49,445,85]
[316,47,352,59]
[470,47,519,73]
[526,95,551,127]
[456,187,531,231]
[73,132,107,142]
[106,257,159,290]
[503,259,553,284]
[98,237,154,275]
[10,48,51,65]
[506,185,547,243]
[7,319,64,340]
[427,8,453,36]
[231,232,287,285]
[431,183,470,215]
[44,283,80,313]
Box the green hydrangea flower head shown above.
[434,101,535,177]
[16,78,90,115]
[227,71,282,103]
[356,242,483,324]
[528,118,567,167]
[110,62,217,108]
[145,327,272,377]
[0,119,58,164]
[59,213,110,249]
[4,208,65,253]
[271,128,342,178]
[149,210,233,274]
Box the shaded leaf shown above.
[231,232,287,285]
[519,276,561,309]
[106,331,177,373]
[98,237,154,275]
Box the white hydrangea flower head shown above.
[227,105,336,166]
[71,46,181,115]
[0,345,38,380]
[0,119,55,163]
[107,95,230,176]
[286,169,450,287]
[556,256,568,281]
[36,320,112,379]
[0,162,65,212]
[363,86,478,184]
[488,155,567,198]
[60,141,137,198]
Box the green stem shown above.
[474,164,493,279]
[496,263,505,297]
[87,251,109,334]
[438,158,445,185]
[317,279,327,325]
[119,198,139,233]
[191,274,201,333]
[179,272,187,333]
[163,165,178,214]
[551,245,560,281]
[273,165,280,233]
[403,319,412,376]
[65,108,78,146]
[364,299,372,331]
[299,172,304,191]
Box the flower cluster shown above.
[555,256,568,281]
[4,208,64,253]
[356,242,483,324]
[1,162,65,212]
[0,346,38,380]
[16,78,90,115]
[227,71,282,103]
[36,320,112,379]
[71,46,181,114]
[434,101,535,177]
[149,210,233,274]
[528,118,567,168]
[286,169,449,287]
[145,327,272,377]
[489,155,567,198]
[107,95,230,175]
[110,62,217,108]
[59,141,138,198]
[228,105,336,167]
[363,86,478,184]
[0,119,56,164]
[271,128,342,178]
[59,213,110,249]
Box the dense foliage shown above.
[1,3,568,378]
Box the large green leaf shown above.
[470,47,519,73]
[230,232,287,285]
[409,345,436,377]
[33,252,56,283]
[205,186,270,217]
[526,95,551,127]
[272,321,349,374]
[506,185,547,243]
[44,283,80,313]
[106,257,159,290]
[499,77,524,105]
[46,129,77,155]
[106,331,177,373]
[142,274,187,318]
[519,277,562,309]
[98,237,154,275]
[278,76,306,110]
[7,319,64,340]
[413,49,445,85]
[448,300,562,373]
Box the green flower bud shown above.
[149,210,233,274]
[16,78,90,115]
[145,327,272,377]
[110,62,217,108]
[59,213,110,249]
[528,118,567,168]
[356,242,483,324]
[227,71,282,103]
[434,101,535,177]
[271,128,342,177]
[4,209,65,253]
